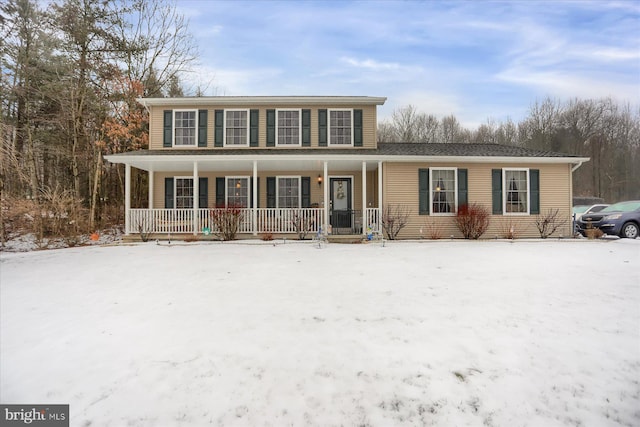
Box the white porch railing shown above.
[366,207,381,233]
[127,207,340,236]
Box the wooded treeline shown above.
[379,100,640,202]
[0,0,197,240]
[1,0,638,243]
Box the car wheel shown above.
[620,222,639,239]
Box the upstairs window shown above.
[277,110,301,146]
[174,111,197,146]
[329,110,352,145]
[224,110,249,146]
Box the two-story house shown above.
[104,96,588,239]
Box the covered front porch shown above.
[127,207,381,237]
[109,152,385,238]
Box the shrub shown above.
[454,203,490,239]
[210,205,244,241]
[381,204,410,240]
[499,218,522,239]
[423,220,443,240]
[291,209,313,240]
[535,208,568,238]
[260,232,274,241]
[584,221,604,239]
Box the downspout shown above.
[571,160,584,173]
[570,160,584,236]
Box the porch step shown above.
[327,234,365,244]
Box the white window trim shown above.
[223,109,250,147]
[225,176,250,208]
[275,108,302,147]
[174,176,194,209]
[502,168,530,216]
[173,110,198,147]
[276,176,301,208]
[328,108,354,147]
[429,167,457,216]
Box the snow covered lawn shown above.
[1,239,639,426]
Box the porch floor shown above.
[121,233,368,244]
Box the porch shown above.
[109,153,386,239]
[126,207,382,237]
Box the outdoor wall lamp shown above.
[317,175,323,186]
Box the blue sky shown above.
[178,0,640,127]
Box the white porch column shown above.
[378,161,383,233]
[148,167,154,209]
[253,161,258,236]
[193,161,199,235]
[323,161,329,233]
[125,164,131,235]
[362,161,367,235]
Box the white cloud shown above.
[340,57,402,71]
[496,67,640,102]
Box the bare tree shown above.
[116,0,198,96]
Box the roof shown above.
[105,142,589,173]
[107,143,585,159]
[137,96,387,107]
[377,142,581,158]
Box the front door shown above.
[330,177,352,229]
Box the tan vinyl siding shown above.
[149,104,377,150]
[384,162,573,239]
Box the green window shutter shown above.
[198,110,208,147]
[164,177,174,208]
[353,109,363,147]
[301,177,311,207]
[198,177,208,208]
[457,168,468,209]
[163,110,173,147]
[266,177,276,207]
[530,169,540,214]
[318,109,327,147]
[250,177,260,208]
[214,110,224,147]
[302,109,311,146]
[492,169,503,214]
[250,109,259,147]
[418,168,429,215]
[266,109,275,147]
[215,177,225,207]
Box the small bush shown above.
[210,205,244,241]
[584,223,604,240]
[381,204,410,240]
[260,232,274,241]
[454,203,490,239]
[500,219,521,239]
[535,208,568,238]
[291,209,313,240]
[423,220,443,240]
[184,235,199,242]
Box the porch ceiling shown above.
[113,157,379,173]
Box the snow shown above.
[1,239,639,426]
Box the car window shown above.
[586,205,607,213]
[601,201,640,213]
[572,206,588,214]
